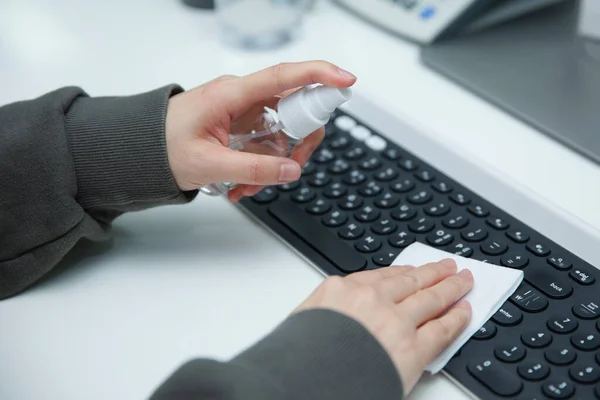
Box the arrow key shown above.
[521,330,553,348]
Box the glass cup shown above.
[214,0,309,50]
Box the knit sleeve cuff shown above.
[65,84,197,211]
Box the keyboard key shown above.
[473,321,497,340]
[364,135,387,152]
[334,115,356,131]
[461,228,488,242]
[355,206,380,223]
[301,160,316,176]
[494,343,526,362]
[375,167,398,182]
[358,181,383,197]
[501,252,529,269]
[343,146,366,160]
[572,297,600,319]
[570,363,600,384]
[374,192,400,209]
[432,181,452,193]
[414,169,435,182]
[468,204,490,217]
[269,201,366,273]
[338,194,364,210]
[349,125,371,141]
[527,242,551,257]
[399,158,418,171]
[547,315,578,334]
[506,230,530,243]
[450,192,471,205]
[526,268,573,299]
[389,231,415,248]
[545,347,577,366]
[571,332,600,351]
[390,205,415,222]
[492,302,523,326]
[467,359,523,396]
[359,157,381,170]
[383,147,401,161]
[448,242,474,258]
[569,267,595,285]
[306,198,332,215]
[321,210,347,227]
[342,170,366,186]
[355,235,382,253]
[442,214,469,229]
[426,229,454,247]
[390,178,415,193]
[480,240,508,256]
[548,255,573,271]
[313,148,336,164]
[372,219,397,235]
[323,182,347,199]
[542,379,574,399]
[407,190,433,205]
[278,180,301,192]
[424,202,450,217]
[327,159,351,174]
[338,222,364,240]
[521,330,552,348]
[292,187,316,203]
[329,136,351,150]
[307,171,331,187]
[372,250,399,267]
[518,360,550,381]
[409,217,435,233]
[252,187,278,204]
[486,216,510,230]
[510,283,548,312]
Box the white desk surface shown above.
[1,1,599,399]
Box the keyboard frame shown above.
[234,89,600,399]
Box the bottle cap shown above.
[277,85,352,139]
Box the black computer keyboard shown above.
[238,109,599,399]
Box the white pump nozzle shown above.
[276,85,352,139]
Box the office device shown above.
[236,90,600,399]
[421,0,600,165]
[331,0,570,44]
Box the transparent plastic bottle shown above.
[199,84,352,196]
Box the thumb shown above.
[207,149,302,186]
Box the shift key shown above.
[269,200,367,274]
[526,267,573,299]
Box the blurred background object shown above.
[578,0,600,42]
[214,0,310,50]
[182,0,215,9]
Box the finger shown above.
[207,148,301,186]
[228,61,356,112]
[228,184,265,202]
[347,265,415,285]
[291,127,326,166]
[416,300,472,366]
[397,269,474,327]
[375,259,458,304]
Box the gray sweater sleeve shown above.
[0,87,404,400]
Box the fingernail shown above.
[337,68,357,80]
[279,163,301,182]
[440,258,456,267]
[458,269,473,280]
[456,300,471,310]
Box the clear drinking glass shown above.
[214,0,309,49]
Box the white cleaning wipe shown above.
[392,242,523,374]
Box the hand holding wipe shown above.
[392,242,524,373]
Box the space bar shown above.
[268,201,367,274]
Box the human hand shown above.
[294,259,473,396]
[165,61,357,202]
